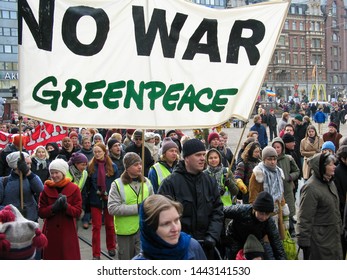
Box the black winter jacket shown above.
[224,204,286,260]
[158,160,224,242]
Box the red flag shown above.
[0,122,68,153]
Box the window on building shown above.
[298,7,303,14]
[11,28,18,36]
[332,46,338,56]
[312,54,322,65]
[13,62,18,71]
[280,52,286,64]
[290,6,295,14]
[4,45,11,53]
[310,21,314,31]
[299,22,304,31]
[294,71,299,81]
[292,37,297,47]
[292,21,296,30]
[0,62,4,71]
[284,20,289,30]
[300,37,305,48]
[5,62,13,70]
[301,54,305,65]
[332,2,337,15]
[278,35,285,46]
[293,54,298,65]
[332,20,337,28]
[311,38,321,48]
[333,60,338,70]
[332,33,339,42]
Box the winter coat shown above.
[296,154,343,260]
[250,123,268,149]
[272,137,300,218]
[314,111,326,123]
[300,136,322,180]
[224,204,286,260]
[322,132,342,151]
[31,157,50,183]
[294,122,308,155]
[38,181,82,260]
[333,162,347,220]
[0,171,43,221]
[85,163,119,209]
[158,160,224,242]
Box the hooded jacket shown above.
[272,137,300,217]
[296,153,343,259]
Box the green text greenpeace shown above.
[32,76,238,112]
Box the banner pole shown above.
[18,116,24,212]
[141,129,145,202]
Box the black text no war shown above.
[19,1,265,65]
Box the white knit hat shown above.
[6,151,30,169]
[0,204,47,259]
[49,158,69,176]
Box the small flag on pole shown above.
[312,64,316,79]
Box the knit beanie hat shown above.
[294,114,303,122]
[126,129,136,136]
[328,122,338,130]
[144,132,155,141]
[107,139,120,151]
[0,204,47,260]
[132,129,143,140]
[69,131,79,139]
[49,158,69,176]
[252,191,274,213]
[261,146,278,161]
[6,151,30,169]
[182,139,206,158]
[68,152,88,166]
[244,234,264,254]
[123,152,141,170]
[165,130,176,138]
[161,137,178,155]
[11,134,27,147]
[207,132,220,144]
[282,133,295,143]
[321,141,335,152]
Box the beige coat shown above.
[300,136,323,179]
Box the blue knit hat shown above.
[321,141,335,152]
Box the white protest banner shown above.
[19,0,289,129]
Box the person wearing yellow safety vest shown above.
[66,152,89,229]
[108,152,154,260]
[203,148,239,259]
[148,137,179,193]
[203,148,239,207]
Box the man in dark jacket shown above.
[267,109,278,141]
[224,191,286,260]
[158,138,224,259]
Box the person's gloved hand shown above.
[300,246,311,260]
[204,235,216,250]
[52,194,67,213]
[219,186,226,196]
[17,153,30,175]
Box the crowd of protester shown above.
[1,100,347,260]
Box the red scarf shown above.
[96,159,107,193]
